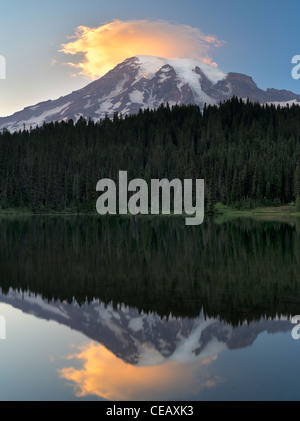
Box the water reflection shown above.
[0,289,293,401]
[0,216,299,400]
[0,216,300,323]
[58,342,221,401]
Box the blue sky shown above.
[0,0,299,117]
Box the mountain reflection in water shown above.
[0,215,299,400]
[0,289,293,401]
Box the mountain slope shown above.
[1,55,300,132]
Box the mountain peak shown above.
[1,55,300,132]
[132,54,227,85]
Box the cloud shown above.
[60,20,225,78]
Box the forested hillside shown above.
[0,97,299,212]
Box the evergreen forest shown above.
[1,97,300,213]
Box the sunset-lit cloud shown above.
[60,20,225,78]
[58,341,222,401]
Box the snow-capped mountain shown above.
[1,55,300,132]
[0,289,292,365]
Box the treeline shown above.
[0,97,300,211]
[1,216,300,323]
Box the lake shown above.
[0,215,300,401]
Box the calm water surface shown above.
[0,216,300,401]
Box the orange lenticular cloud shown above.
[60,20,225,78]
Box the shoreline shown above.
[0,204,300,222]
